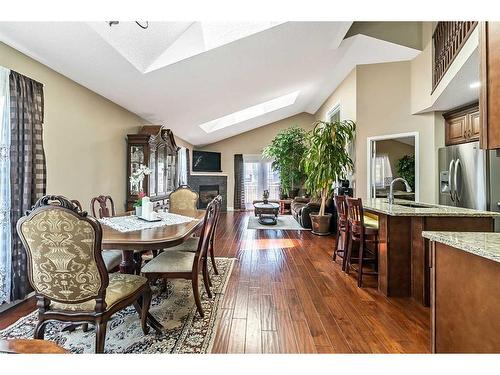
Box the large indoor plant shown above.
[262,126,307,198]
[303,119,356,235]
[397,154,415,190]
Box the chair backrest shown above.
[16,195,109,309]
[91,195,115,218]
[169,185,198,213]
[334,195,348,229]
[346,197,366,240]
[192,195,221,272]
[210,195,223,246]
[71,199,83,212]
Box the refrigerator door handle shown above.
[454,158,461,202]
[448,159,455,202]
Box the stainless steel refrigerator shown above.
[438,141,500,225]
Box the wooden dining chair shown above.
[345,197,379,288]
[16,195,154,353]
[91,195,116,218]
[168,185,199,213]
[141,196,220,317]
[333,194,350,271]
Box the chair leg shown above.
[34,318,47,340]
[357,240,365,288]
[205,257,213,287]
[95,321,107,354]
[82,323,89,332]
[140,289,152,335]
[341,233,350,272]
[333,230,340,261]
[345,234,353,275]
[202,262,213,299]
[192,276,204,318]
[209,241,219,275]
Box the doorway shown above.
[367,132,419,202]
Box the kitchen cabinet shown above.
[443,102,480,146]
[424,232,500,353]
[480,22,500,149]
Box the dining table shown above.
[99,208,206,332]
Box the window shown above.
[374,154,393,188]
[327,104,340,123]
[243,155,280,206]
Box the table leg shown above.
[119,251,136,274]
[120,251,164,333]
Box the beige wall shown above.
[0,42,148,213]
[315,69,357,122]
[346,22,424,51]
[356,61,442,202]
[199,112,315,208]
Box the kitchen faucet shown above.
[387,177,412,204]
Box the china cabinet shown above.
[126,126,179,210]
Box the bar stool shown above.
[333,195,350,271]
[345,197,379,288]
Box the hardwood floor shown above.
[0,211,430,353]
[211,211,430,354]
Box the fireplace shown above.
[198,185,219,209]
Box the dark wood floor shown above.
[211,212,430,353]
[0,211,430,353]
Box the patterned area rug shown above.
[0,258,235,353]
[247,215,309,230]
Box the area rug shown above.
[0,258,235,354]
[247,214,309,230]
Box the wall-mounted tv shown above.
[192,150,222,172]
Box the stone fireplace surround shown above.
[187,174,228,212]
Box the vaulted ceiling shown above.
[0,22,420,146]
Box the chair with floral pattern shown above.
[16,195,154,353]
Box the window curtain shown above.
[374,154,393,188]
[233,154,245,210]
[177,147,188,186]
[0,67,11,304]
[9,71,46,301]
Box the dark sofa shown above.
[291,195,337,232]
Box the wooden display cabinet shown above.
[126,126,179,211]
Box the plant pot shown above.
[309,213,332,236]
[135,206,142,217]
[289,188,300,199]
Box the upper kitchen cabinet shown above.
[480,22,500,149]
[443,102,480,146]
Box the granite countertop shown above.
[363,198,500,217]
[422,231,500,264]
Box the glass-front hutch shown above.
[126,126,179,210]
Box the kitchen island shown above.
[363,198,500,306]
[422,231,500,353]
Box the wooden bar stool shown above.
[333,195,350,271]
[345,198,379,288]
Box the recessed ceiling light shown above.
[199,91,300,133]
[470,81,481,89]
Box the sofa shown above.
[291,195,337,232]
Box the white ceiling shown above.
[0,21,420,146]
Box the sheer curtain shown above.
[374,154,393,188]
[0,67,11,304]
[243,154,280,205]
[177,147,188,186]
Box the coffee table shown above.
[254,202,280,225]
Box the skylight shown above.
[199,91,300,133]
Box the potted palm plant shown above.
[303,119,356,235]
[262,126,307,198]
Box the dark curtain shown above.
[234,154,245,210]
[9,71,45,301]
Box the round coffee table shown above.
[253,202,279,225]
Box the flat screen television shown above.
[192,150,222,172]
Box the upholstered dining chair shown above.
[168,185,199,213]
[141,196,220,317]
[16,195,154,353]
[159,195,222,294]
[90,194,140,273]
